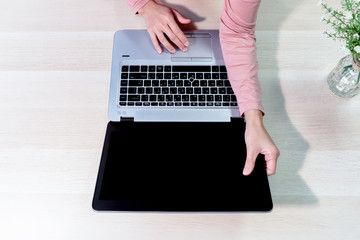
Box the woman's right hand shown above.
[138,0,191,54]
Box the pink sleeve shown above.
[125,0,151,14]
[219,0,264,117]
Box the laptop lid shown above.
[92,119,273,212]
[108,30,241,122]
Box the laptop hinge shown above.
[120,116,134,122]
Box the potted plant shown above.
[319,0,360,97]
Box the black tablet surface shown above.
[92,118,273,211]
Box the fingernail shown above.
[171,49,176,53]
[157,49,162,54]
[184,41,189,46]
[243,168,251,176]
[182,47,187,52]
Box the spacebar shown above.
[172,66,211,72]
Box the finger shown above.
[264,149,280,176]
[164,27,187,51]
[168,21,189,48]
[243,149,257,176]
[172,9,192,24]
[155,30,176,53]
[149,31,162,54]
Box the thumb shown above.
[172,9,192,24]
[243,149,257,176]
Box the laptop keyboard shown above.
[119,65,237,107]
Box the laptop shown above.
[92,30,273,212]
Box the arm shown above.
[125,0,151,14]
[220,0,279,175]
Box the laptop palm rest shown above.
[92,118,273,211]
[171,36,212,62]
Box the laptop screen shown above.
[93,119,273,211]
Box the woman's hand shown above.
[243,110,280,176]
[138,0,191,54]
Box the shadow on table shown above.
[257,0,318,205]
[152,0,318,205]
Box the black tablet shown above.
[92,118,273,211]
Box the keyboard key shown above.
[172,73,179,79]
[200,80,207,86]
[149,65,156,72]
[152,80,160,86]
[120,95,126,101]
[204,73,211,79]
[174,95,181,101]
[150,95,156,101]
[129,73,147,79]
[156,65,163,72]
[220,65,227,72]
[184,80,192,86]
[121,73,128,79]
[154,88,161,94]
[148,73,155,79]
[199,95,205,101]
[146,87,153,94]
[141,95,149,101]
[121,65,129,72]
[128,95,140,101]
[182,95,189,101]
[162,88,169,94]
[156,73,163,79]
[178,88,185,94]
[130,65,140,72]
[176,80,184,86]
[166,95,173,101]
[121,80,128,86]
[220,73,228,79]
[128,87,136,94]
[141,65,148,72]
[192,80,200,86]
[158,95,165,101]
[164,73,171,79]
[212,66,219,72]
[188,73,195,79]
[172,66,211,72]
[210,88,218,94]
[165,66,172,72]
[180,73,187,79]
[129,80,143,86]
[186,87,193,94]
[212,73,219,79]
[120,87,127,93]
[170,88,177,94]
[144,80,151,86]
[160,80,167,86]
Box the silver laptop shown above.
[108,30,241,122]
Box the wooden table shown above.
[1,0,359,239]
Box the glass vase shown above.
[327,54,360,98]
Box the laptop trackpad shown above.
[171,37,212,60]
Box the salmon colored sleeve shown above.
[125,0,151,14]
[220,0,264,117]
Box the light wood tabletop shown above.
[1,0,360,239]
